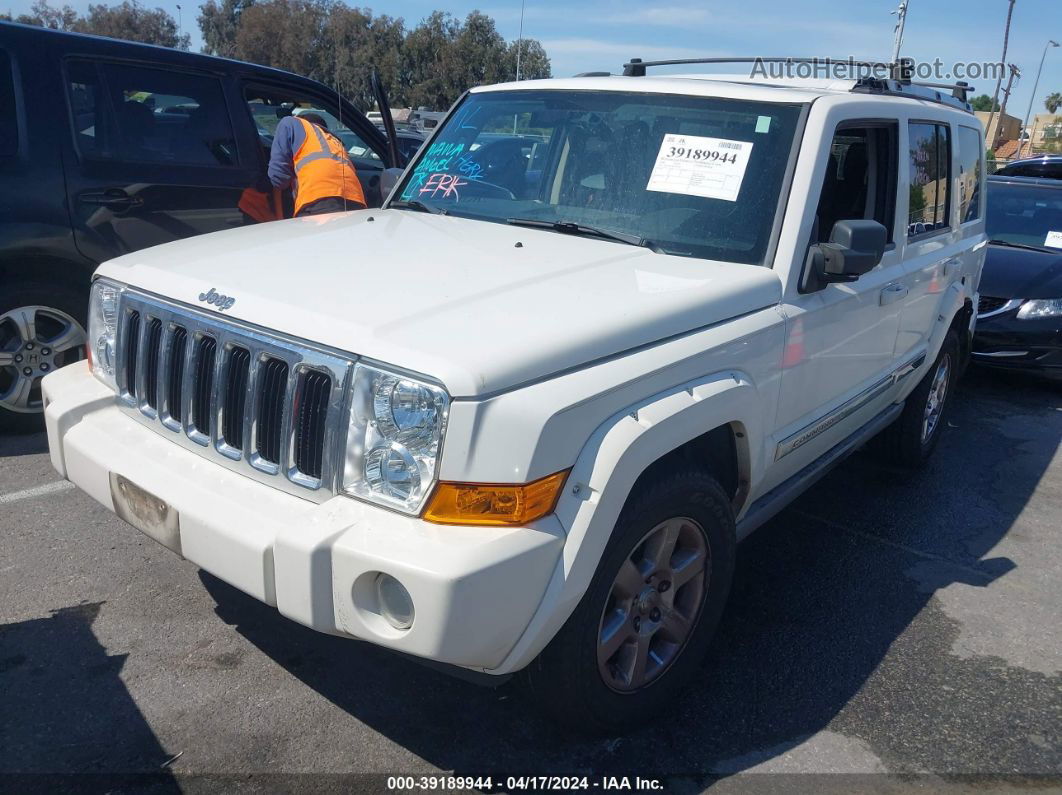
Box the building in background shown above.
[975,110,1021,150]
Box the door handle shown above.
[880,283,909,305]
[943,257,963,278]
[79,190,143,209]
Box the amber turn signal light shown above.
[423,470,570,526]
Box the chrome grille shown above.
[115,291,354,500]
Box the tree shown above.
[1046,92,1062,114]
[503,38,551,82]
[12,0,79,30]
[970,94,1000,112]
[79,0,190,48]
[401,11,462,109]
[194,3,552,110]
[11,0,188,47]
[321,5,405,110]
[198,0,256,57]
[231,0,331,82]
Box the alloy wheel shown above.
[597,516,711,692]
[0,305,86,414]
[921,352,952,443]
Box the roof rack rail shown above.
[620,56,973,111]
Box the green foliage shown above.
[970,94,1000,112]
[200,3,551,111]
[1045,92,1062,114]
[12,0,189,48]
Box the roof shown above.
[994,140,1022,160]
[473,73,973,112]
[474,75,852,105]
[0,20,305,83]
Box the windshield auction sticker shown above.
[646,134,753,202]
[1045,230,1062,249]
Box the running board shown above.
[735,402,903,541]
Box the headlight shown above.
[87,278,121,390]
[1016,298,1062,320]
[342,363,449,513]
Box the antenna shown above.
[890,0,909,64]
[334,23,347,209]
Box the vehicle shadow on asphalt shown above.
[0,431,48,457]
[198,368,1061,781]
[0,603,180,792]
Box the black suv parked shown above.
[0,22,403,431]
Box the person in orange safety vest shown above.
[267,112,366,217]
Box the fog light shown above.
[375,573,414,630]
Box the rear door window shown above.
[65,60,238,167]
[1,49,19,156]
[907,122,952,237]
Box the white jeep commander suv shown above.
[43,58,985,732]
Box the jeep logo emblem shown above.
[198,288,236,311]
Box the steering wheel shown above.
[469,138,528,195]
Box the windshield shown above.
[987,181,1062,251]
[392,90,803,264]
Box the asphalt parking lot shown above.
[1,367,1060,792]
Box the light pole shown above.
[515,0,525,81]
[176,3,182,41]
[1021,39,1059,158]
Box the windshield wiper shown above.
[989,239,1053,253]
[390,199,447,215]
[507,217,666,253]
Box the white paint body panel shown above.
[45,76,985,676]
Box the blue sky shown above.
[8,0,1062,119]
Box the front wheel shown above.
[0,283,88,433]
[525,469,736,734]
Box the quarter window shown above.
[957,126,983,223]
[907,122,951,237]
[0,49,16,156]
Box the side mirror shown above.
[380,167,404,201]
[819,220,887,282]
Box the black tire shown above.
[524,468,736,735]
[875,329,959,468]
[0,281,88,434]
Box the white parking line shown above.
[0,481,76,504]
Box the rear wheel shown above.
[875,330,958,467]
[525,469,735,734]
[0,283,87,433]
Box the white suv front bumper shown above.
[43,363,564,673]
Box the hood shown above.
[97,210,782,397]
[981,244,1062,300]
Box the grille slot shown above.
[143,318,163,411]
[255,357,289,465]
[167,326,188,424]
[191,336,216,436]
[116,292,351,500]
[294,370,332,480]
[124,311,140,399]
[222,347,251,451]
[978,295,1007,315]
